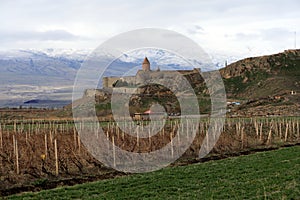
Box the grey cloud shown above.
[234,33,259,40]
[36,30,79,40]
[260,28,294,41]
[0,0,299,51]
[234,28,294,42]
[187,25,205,35]
[0,30,80,41]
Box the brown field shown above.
[0,115,299,196]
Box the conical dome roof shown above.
[142,57,150,64]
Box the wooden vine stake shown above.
[112,135,116,168]
[13,134,16,156]
[235,122,239,138]
[77,134,81,154]
[13,120,16,134]
[254,120,259,139]
[267,124,273,145]
[15,138,19,174]
[44,133,48,157]
[285,123,289,142]
[292,121,295,135]
[259,123,263,142]
[177,122,180,145]
[136,127,139,149]
[241,126,245,149]
[54,138,59,176]
[25,130,28,145]
[186,119,189,140]
[73,127,77,149]
[148,127,151,146]
[279,122,282,141]
[116,126,119,140]
[0,124,2,149]
[49,130,53,144]
[206,128,209,153]
[297,121,299,140]
[170,132,174,159]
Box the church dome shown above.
[142,57,151,71]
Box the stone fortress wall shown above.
[102,57,201,89]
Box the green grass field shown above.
[9,146,300,199]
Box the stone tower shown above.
[142,57,150,71]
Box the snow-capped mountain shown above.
[0,49,83,78]
[0,49,87,107]
[42,48,92,61]
[0,48,89,60]
[96,48,241,79]
[0,48,240,107]
[119,49,224,71]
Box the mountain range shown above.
[2,47,297,113]
[0,48,238,108]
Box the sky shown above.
[0,0,299,58]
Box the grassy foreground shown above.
[10,146,300,199]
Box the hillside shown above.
[71,49,300,118]
[221,49,300,116]
[221,49,300,98]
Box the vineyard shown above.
[0,117,299,196]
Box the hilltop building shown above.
[142,57,151,71]
[102,57,201,88]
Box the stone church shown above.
[102,57,201,88]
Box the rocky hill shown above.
[220,49,300,98]
[220,49,300,116]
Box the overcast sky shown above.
[0,0,299,57]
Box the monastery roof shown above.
[142,57,150,64]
